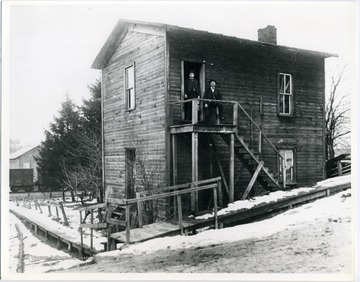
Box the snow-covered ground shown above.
[196,174,351,219]
[9,199,106,252]
[7,174,352,274]
[9,213,92,273]
[95,188,352,259]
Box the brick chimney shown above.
[258,25,277,44]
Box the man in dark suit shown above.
[184,70,200,121]
[203,79,225,122]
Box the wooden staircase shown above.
[219,133,281,199]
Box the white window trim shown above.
[278,73,293,116]
[125,63,136,111]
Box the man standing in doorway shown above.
[204,79,225,122]
[184,70,200,121]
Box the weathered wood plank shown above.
[241,161,264,200]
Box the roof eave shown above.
[91,21,130,69]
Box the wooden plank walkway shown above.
[110,182,351,245]
[10,209,98,257]
[110,219,201,244]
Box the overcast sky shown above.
[3,1,356,147]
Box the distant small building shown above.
[10,145,40,182]
[10,139,22,154]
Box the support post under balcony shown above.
[229,133,235,203]
[191,131,199,213]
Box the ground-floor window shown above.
[279,149,295,184]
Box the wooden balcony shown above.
[169,99,238,134]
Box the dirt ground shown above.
[57,213,352,273]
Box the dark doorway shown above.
[125,148,136,199]
[183,61,202,85]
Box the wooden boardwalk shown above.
[110,182,351,246]
[10,209,98,257]
[110,219,201,244]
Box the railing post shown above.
[169,104,173,126]
[217,178,223,207]
[258,131,262,154]
[213,187,218,229]
[282,158,286,189]
[233,103,238,127]
[136,193,143,228]
[192,99,198,125]
[125,202,131,244]
[177,195,183,235]
[250,109,254,147]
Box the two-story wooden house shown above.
[92,19,336,216]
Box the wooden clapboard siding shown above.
[102,27,167,201]
[167,28,326,188]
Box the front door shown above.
[181,61,205,121]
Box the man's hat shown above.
[189,69,195,74]
[209,79,217,84]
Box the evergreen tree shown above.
[35,81,103,203]
[35,96,82,191]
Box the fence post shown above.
[35,199,43,213]
[15,224,25,273]
[47,204,52,217]
[79,211,83,247]
[55,206,60,221]
[90,209,94,250]
[59,202,69,226]
[337,160,343,176]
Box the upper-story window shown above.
[278,73,293,116]
[125,64,135,111]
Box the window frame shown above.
[277,72,294,117]
[124,63,136,111]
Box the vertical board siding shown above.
[102,28,166,201]
[168,29,325,190]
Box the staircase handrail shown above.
[235,102,284,160]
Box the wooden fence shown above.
[79,177,222,250]
[326,154,351,178]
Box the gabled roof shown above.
[92,18,338,70]
[10,145,40,160]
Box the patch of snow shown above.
[196,187,315,220]
[118,190,351,256]
[315,174,351,188]
[9,201,106,252]
[9,213,92,273]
